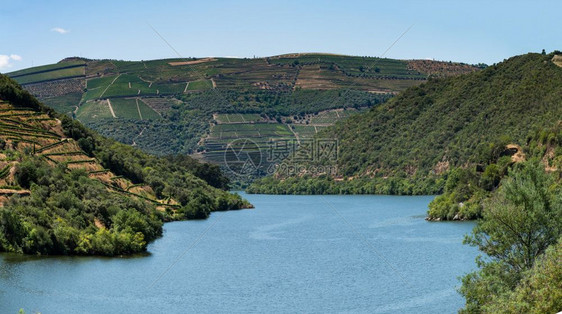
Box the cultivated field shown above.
[8,54,480,181]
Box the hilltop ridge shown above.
[6,54,481,184]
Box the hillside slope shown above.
[0,74,250,256]
[248,52,562,199]
[7,54,480,184]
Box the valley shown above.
[7,54,480,183]
[3,2,562,313]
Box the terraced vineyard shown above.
[7,53,482,183]
[76,98,160,123]
[8,53,480,104]
[0,100,171,207]
[199,109,362,178]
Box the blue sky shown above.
[1,0,561,71]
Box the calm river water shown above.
[0,193,477,313]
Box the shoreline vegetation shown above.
[247,52,562,222]
[0,74,252,257]
[459,161,562,313]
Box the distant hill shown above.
[248,52,562,209]
[5,54,480,184]
[0,74,250,256]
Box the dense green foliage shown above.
[249,52,562,196]
[1,159,162,256]
[481,238,562,313]
[247,174,443,195]
[183,89,390,120]
[459,162,562,313]
[427,150,512,220]
[0,75,55,114]
[428,123,562,220]
[0,74,250,256]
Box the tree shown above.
[460,162,562,311]
[467,162,561,271]
[480,163,501,191]
[482,238,562,313]
[15,159,39,189]
[177,189,215,219]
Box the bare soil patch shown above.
[552,55,562,67]
[168,58,217,66]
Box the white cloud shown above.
[51,27,69,34]
[0,54,23,70]
[0,55,10,69]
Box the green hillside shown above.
[0,74,250,256]
[6,54,479,184]
[248,52,562,204]
[7,59,86,84]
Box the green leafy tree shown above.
[482,238,562,313]
[178,189,215,219]
[460,162,562,312]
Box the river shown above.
[0,193,477,313]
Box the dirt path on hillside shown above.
[184,82,189,93]
[136,98,143,120]
[107,99,116,118]
[0,189,31,195]
[288,125,300,145]
[211,78,216,89]
[99,74,121,99]
[132,127,147,146]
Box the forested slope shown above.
[0,74,250,256]
[249,52,562,202]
